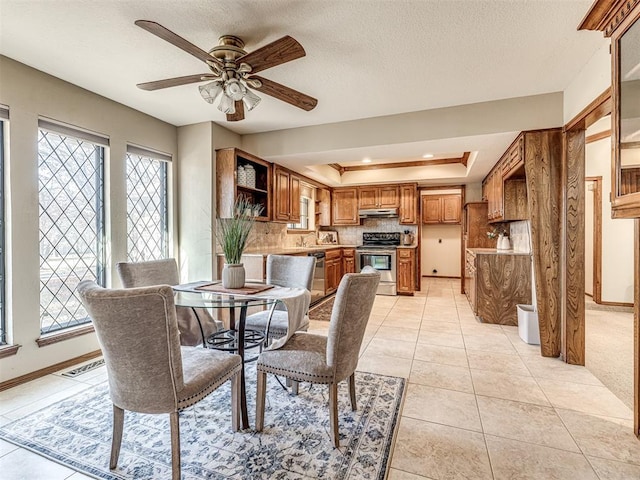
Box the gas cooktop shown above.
[359,232,401,248]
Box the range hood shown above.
[358,208,399,218]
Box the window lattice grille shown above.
[126,153,168,262]
[38,129,105,334]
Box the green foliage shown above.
[217,197,262,265]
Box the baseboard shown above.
[422,275,461,279]
[598,300,634,308]
[0,350,102,392]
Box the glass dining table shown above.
[173,282,278,430]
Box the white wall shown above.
[0,56,178,382]
[585,181,594,296]
[585,133,635,303]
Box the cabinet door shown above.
[326,258,341,294]
[400,184,417,224]
[358,187,378,209]
[397,249,415,294]
[273,166,291,222]
[421,196,441,224]
[316,188,331,226]
[290,174,301,223]
[332,188,359,225]
[441,195,461,224]
[342,248,355,274]
[379,186,400,208]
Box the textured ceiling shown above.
[0,0,606,184]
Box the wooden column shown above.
[635,219,640,437]
[563,129,586,365]
[524,129,563,358]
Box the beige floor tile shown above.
[387,468,435,480]
[0,439,18,457]
[460,323,504,335]
[410,360,473,393]
[476,396,579,452]
[413,344,468,367]
[0,415,11,427]
[3,382,90,420]
[521,355,604,386]
[371,307,392,317]
[537,378,632,419]
[419,320,461,334]
[364,338,416,359]
[587,456,640,479]
[374,326,419,343]
[367,314,386,326]
[382,316,422,330]
[402,383,481,431]
[463,333,517,354]
[388,309,423,321]
[557,408,640,465]
[0,448,77,480]
[67,473,97,480]
[417,331,464,348]
[486,435,599,480]
[356,353,412,378]
[471,370,551,406]
[390,417,492,479]
[466,350,529,376]
[0,375,83,415]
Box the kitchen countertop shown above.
[467,247,531,256]
[237,244,359,256]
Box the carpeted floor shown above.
[309,296,335,322]
[0,363,404,480]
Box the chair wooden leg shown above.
[256,370,267,431]
[291,380,299,396]
[109,405,124,469]
[231,373,240,432]
[170,412,180,480]
[329,383,340,448]
[348,373,357,411]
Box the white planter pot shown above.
[517,304,540,345]
[222,263,245,289]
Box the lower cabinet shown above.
[397,247,416,295]
[342,248,355,275]
[325,248,342,294]
[467,250,532,325]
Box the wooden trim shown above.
[634,218,639,437]
[460,185,466,294]
[565,89,612,132]
[329,164,345,175]
[598,300,634,307]
[36,324,95,347]
[330,154,470,175]
[0,350,102,392]
[586,176,603,304]
[578,0,639,36]
[418,184,465,191]
[460,152,470,167]
[422,275,461,279]
[0,344,21,359]
[586,130,612,144]
[622,141,640,150]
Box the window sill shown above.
[36,324,95,347]
[0,344,21,359]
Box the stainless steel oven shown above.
[355,248,397,295]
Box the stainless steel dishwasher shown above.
[308,251,326,305]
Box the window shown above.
[288,182,315,230]
[38,121,106,334]
[125,146,169,261]
[0,114,6,345]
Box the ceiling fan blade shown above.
[137,74,213,91]
[227,101,245,121]
[251,76,317,111]
[238,36,306,74]
[135,20,222,67]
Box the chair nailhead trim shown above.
[256,363,332,383]
[178,363,242,410]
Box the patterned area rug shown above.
[309,296,335,322]
[0,364,404,479]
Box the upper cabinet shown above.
[316,187,332,227]
[332,188,359,225]
[421,194,461,224]
[580,1,640,218]
[273,165,300,223]
[358,185,399,209]
[216,148,271,221]
[399,184,418,224]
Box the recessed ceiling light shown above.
[362,158,372,163]
[422,153,434,159]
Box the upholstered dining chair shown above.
[77,281,242,480]
[117,258,220,346]
[255,266,380,447]
[244,254,316,343]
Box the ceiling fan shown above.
[134,20,318,121]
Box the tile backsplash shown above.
[509,220,531,253]
[321,218,418,245]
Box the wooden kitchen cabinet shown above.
[273,164,300,223]
[216,148,271,221]
[483,169,504,222]
[421,194,461,224]
[325,248,343,294]
[332,188,359,225]
[315,187,331,226]
[358,185,399,209]
[464,202,495,248]
[397,247,416,295]
[342,248,355,274]
[399,183,418,224]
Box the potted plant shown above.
[216,196,262,288]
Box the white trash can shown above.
[517,304,540,345]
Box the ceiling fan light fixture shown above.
[218,93,236,114]
[242,88,261,111]
[199,81,223,104]
[237,62,252,74]
[245,77,263,89]
[225,78,246,101]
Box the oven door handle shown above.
[356,249,396,256]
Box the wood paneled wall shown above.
[564,129,586,365]
[524,129,563,358]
